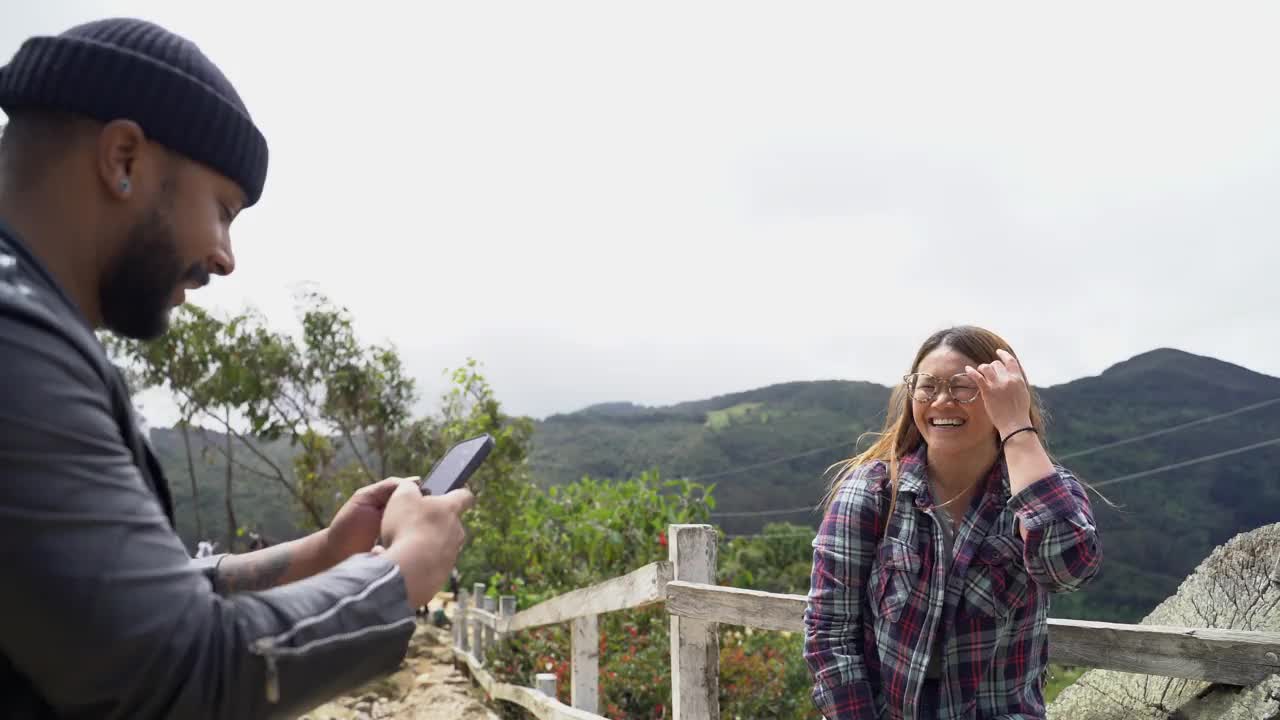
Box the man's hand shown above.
[381,479,475,606]
[322,477,407,566]
[213,477,413,595]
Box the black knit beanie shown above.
[0,18,269,206]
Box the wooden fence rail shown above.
[442,523,1280,720]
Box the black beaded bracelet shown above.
[1000,426,1037,449]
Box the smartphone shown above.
[419,434,495,496]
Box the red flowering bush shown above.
[476,472,711,718]
[487,608,671,719]
[719,627,819,720]
[488,613,817,719]
[472,472,818,719]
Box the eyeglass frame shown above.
[902,372,982,404]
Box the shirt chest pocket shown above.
[873,538,921,624]
[961,534,1032,620]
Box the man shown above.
[0,18,475,719]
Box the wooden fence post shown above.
[483,595,498,653]
[456,590,469,654]
[571,615,599,713]
[500,595,517,641]
[668,524,719,720]
[472,583,486,661]
[535,672,558,699]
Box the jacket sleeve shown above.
[802,465,883,719]
[0,312,416,720]
[1007,466,1103,593]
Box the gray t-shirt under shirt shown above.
[925,499,959,679]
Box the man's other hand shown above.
[323,477,411,566]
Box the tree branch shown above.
[279,375,377,484]
[176,387,326,529]
[335,421,377,483]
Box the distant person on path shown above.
[0,18,473,719]
[246,531,274,551]
[195,540,218,559]
[803,326,1102,719]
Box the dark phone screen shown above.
[420,436,491,496]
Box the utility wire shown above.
[709,396,1280,517]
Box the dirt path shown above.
[301,620,499,720]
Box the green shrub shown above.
[469,471,828,718]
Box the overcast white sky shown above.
[5,2,1280,424]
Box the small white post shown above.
[451,592,458,648]
[483,595,497,654]
[456,590,469,653]
[571,615,599,713]
[535,672,558,699]
[668,524,719,720]
[499,595,517,641]
[472,583,485,661]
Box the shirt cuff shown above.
[1007,471,1081,531]
[189,553,229,588]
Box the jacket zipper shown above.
[252,637,282,704]
[244,565,406,705]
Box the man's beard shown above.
[100,206,208,341]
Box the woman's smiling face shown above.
[909,345,996,457]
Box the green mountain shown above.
[526,348,1280,623]
[149,428,304,550]
[150,347,1280,624]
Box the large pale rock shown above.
[1049,522,1280,719]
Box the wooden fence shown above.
[444,524,1280,720]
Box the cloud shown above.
[4,2,1279,421]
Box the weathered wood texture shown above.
[1048,618,1280,686]
[472,583,485,659]
[668,525,719,720]
[536,673,558,698]
[452,644,607,720]
[664,580,1280,686]
[571,615,599,713]
[456,590,470,653]
[666,580,805,632]
[469,608,500,629]
[483,595,497,653]
[503,561,673,633]
[500,595,517,647]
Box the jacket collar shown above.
[0,217,95,334]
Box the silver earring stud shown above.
[120,178,131,193]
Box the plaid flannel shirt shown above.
[803,445,1101,720]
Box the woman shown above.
[803,326,1101,719]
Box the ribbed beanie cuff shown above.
[0,19,268,206]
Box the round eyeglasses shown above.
[903,372,981,404]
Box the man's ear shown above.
[96,119,148,202]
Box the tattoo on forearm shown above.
[214,546,294,594]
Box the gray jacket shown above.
[0,222,416,719]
